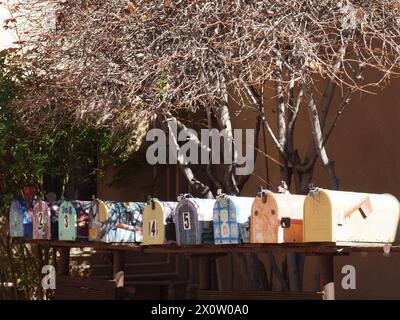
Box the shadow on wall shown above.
[335,252,400,300]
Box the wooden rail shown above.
[13,237,397,255]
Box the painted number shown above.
[149,220,157,237]
[64,214,69,229]
[183,212,191,230]
[37,212,43,230]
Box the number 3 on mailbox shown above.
[64,214,69,229]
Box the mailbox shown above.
[303,188,400,243]
[75,201,91,241]
[106,202,145,243]
[251,189,305,243]
[58,200,77,241]
[9,200,31,238]
[89,201,143,243]
[89,199,111,242]
[175,195,215,245]
[142,199,177,245]
[33,200,51,240]
[213,195,254,244]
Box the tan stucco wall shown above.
[236,77,400,199]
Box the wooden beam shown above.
[198,256,211,290]
[319,254,335,300]
[15,238,399,255]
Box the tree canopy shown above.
[6,0,400,195]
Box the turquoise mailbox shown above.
[58,200,77,241]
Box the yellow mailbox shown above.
[303,188,400,243]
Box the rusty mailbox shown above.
[251,189,305,243]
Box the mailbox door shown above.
[213,196,239,244]
[33,201,51,240]
[10,200,24,238]
[143,200,165,245]
[89,200,109,242]
[176,199,198,245]
[58,201,77,241]
[303,189,334,242]
[251,194,279,243]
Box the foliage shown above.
[0,48,135,299]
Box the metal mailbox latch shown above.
[308,184,318,197]
[261,191,267,203]
[280,217,291,228]
[258,187,269,203]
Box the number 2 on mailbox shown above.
[38,212,43,230]
[183,212,191,230]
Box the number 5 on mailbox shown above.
[183,212,191,230]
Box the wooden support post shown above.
[113,251,125,300]
[287,253,300,291]
[198,256,211,290]
[37,245,44,300]
[210,256,218,290]
[319,254,335,300]
[57,247,70,276]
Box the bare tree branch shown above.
[304,79,340,190]
[162,114,214,198]
[244,83,288,159]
